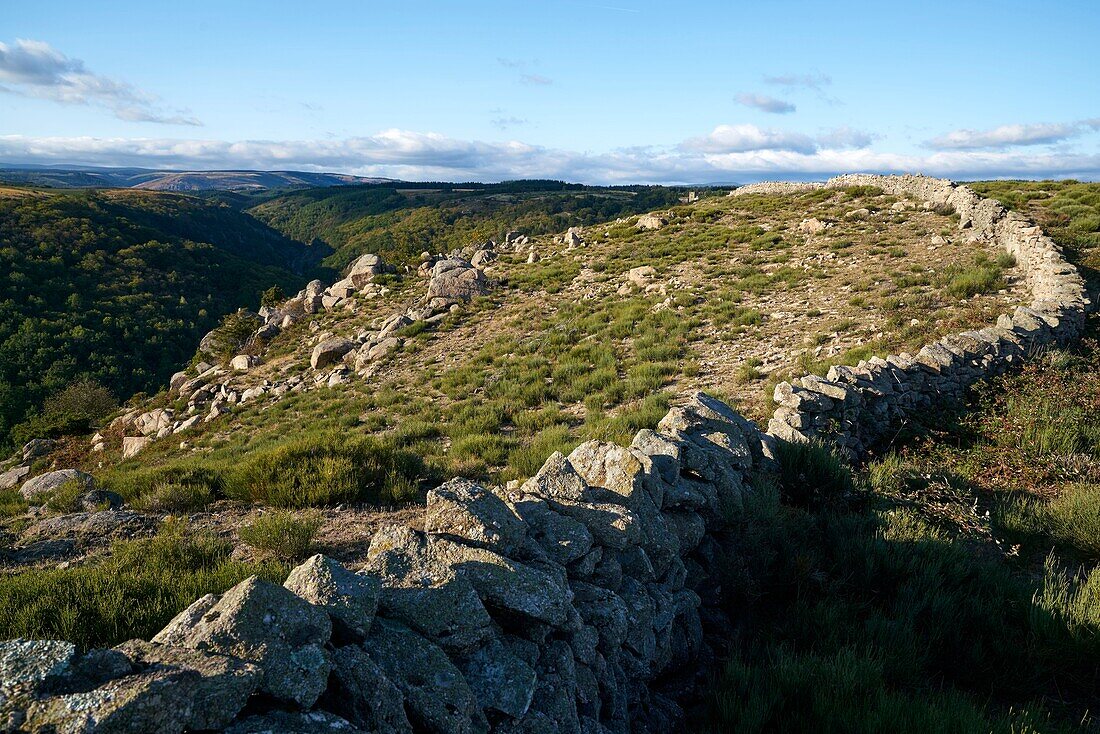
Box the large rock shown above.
[230,354,261,371]
[521,452,590,502]
[153,576,332,707]
[283,554,380,640]
[122,436,150,459]
[509,495,594,566]
[0,465,30,491]
[0,638,76,701]
[321,645,412,734]
[311,338,356,369]
[426,259,488,302]
[347,253,391,288]
[135,408,173,437]
[430,537,574,627]
[364,525,493,653]
[21,439,54,462]
[225,710,365,733]
[636,214,667,231]
[21,641,259,734]
[425,479,527,554]
[19,469,95,502]
[456,638,537,719]
[365,618,485,734]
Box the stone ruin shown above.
[0,175,1090,732]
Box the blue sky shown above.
[2,0,1098,183]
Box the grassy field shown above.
[88,184,1023,509]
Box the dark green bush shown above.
[10,379,117,444]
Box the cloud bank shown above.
[2,123,1098,184]
[927,119,1100,150]
[0,39,200,125]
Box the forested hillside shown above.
[0,188,323,448]
[248,180,691,270]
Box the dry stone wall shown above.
[736,174,1089,458]
[1,393,775,734]
[1,175,1087,734]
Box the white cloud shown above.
[491,116,528,130]
[817,126,876,150]
[763,72,831,91]
[520,74,553,86]
[682,124,817,154]
[735,93,795,114]
[0,38,200,125]
[1,129,1098,184]
[927,120,1100,150]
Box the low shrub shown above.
[239,510,322,561]
[774,439,855,508]
[42,480,91,514]
[103,462,227,505]
[133,481,216,513]
[231,432,424,507]
[0,488,27,518]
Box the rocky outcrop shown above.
[426,258,488,303]
[4,393,769,733]
[736,174,1090,458]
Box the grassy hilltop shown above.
[1,179,1100,730]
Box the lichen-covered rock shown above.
[430,537,574,627]
[154,576,332,707]
[152,594,218,647]
[510,495,594,565]
[22,641,259,734]
[365,618,485,734]
[425,478,527,554]
[284,554,380,640]
[19,469,95,502]
[0,639,75,703]
[521,452,590,502]
[364,525,493,653]
[320,645,412,734]
[548,498,641,551]
[456,638,537,719]
[225,710,365,733]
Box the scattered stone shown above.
[122,436,151,459]
[311,337,356,369]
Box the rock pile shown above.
[1,393,772,733]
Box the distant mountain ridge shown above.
[0,164,395,192]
